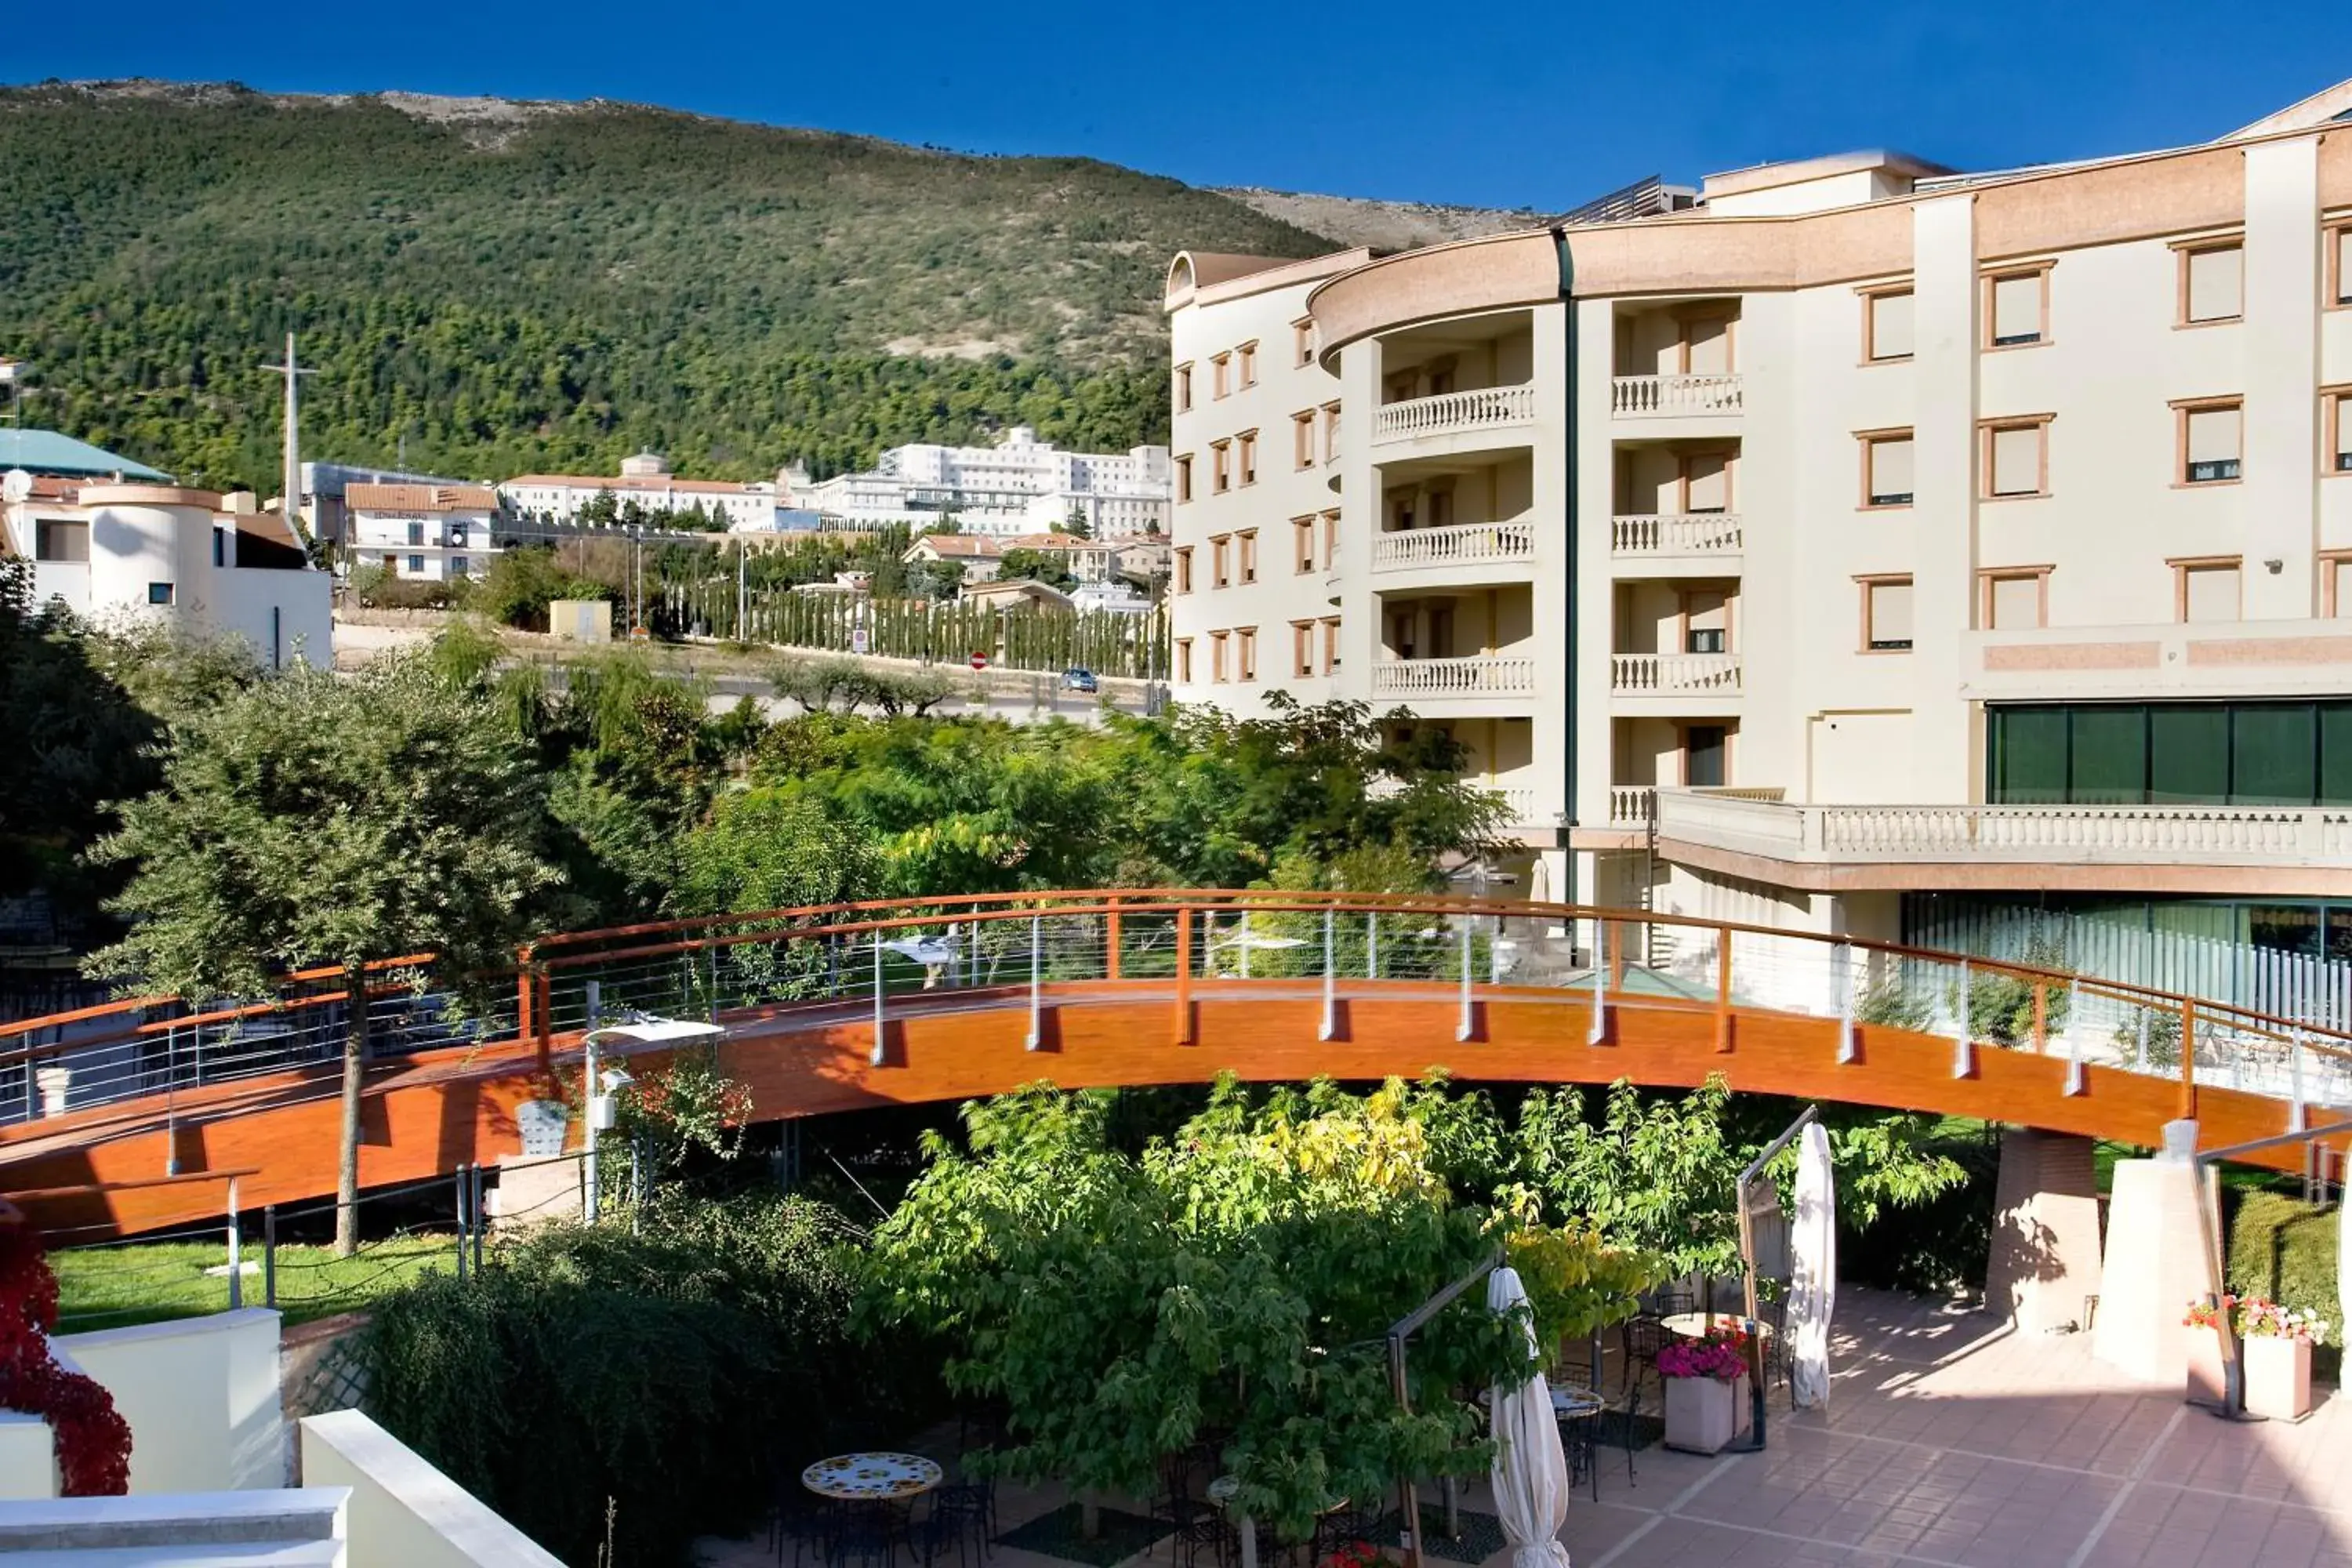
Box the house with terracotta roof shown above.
[1004,531,1117,583]
[346,484,502,582]
[901,532,1004,583]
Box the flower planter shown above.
[1663,1374,1750,1456]
[2184,1329,2227,1407]
[2241,1335,2313,1421]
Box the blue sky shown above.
[10,0,2352,209]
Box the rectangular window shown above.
[33,519,89,562]
[1210,630,1229,682]
[1210,535,1231,589]
[1292,621,1316,678]
[1236,626,1257,681]
[1210,440,1231,495]
[1294,517,1316,573]
[2151,706,2230,803]
[2067,706,2146,804]
[1175,455,1192,503]
[212,528,227,568]
[1238,343,1258,388]
[1994,701,2352,808]
[2182,243,2244,325]
[1174,363,1193,413]
[147,582,175,606]
[1983,570,2047,630]
[2180,401,2243,483]
[1322,617,1341,674]
[1685,724,1727,788]
[1990,706,2069,802]
[1294,412,1316,470]
[1683,452,1730,514]
[1237,431,1258,486]
[1862,432,1913,507]
[1237,529,1258,584]
[1322,403,1341,464]
[2332,225,2352,307]
[1211,354,1231,399]
[1174,546,1193,593]
[1175,637,1193,683]
[452,556,470,577]
[1865,288,1914,361]
[1294,320,1315,367]
[1321,510,1339,570]
[407,554,425,575]
[2330,391,2352,474]
[1987,270,2046,347]
[1682,589,1728,655]
[1863,577,1913,651]
[2177,559,2241,623]
[1984,420,2049,499]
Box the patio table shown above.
[1660,1312,1773,1344]
[802,1452,945,1501]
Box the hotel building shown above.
[1167,78,2352,1006]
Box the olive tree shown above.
[87,652,562,1252]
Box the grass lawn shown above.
[50,1235,461,1331]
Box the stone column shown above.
[1983,1128,2103,1334]
[2091,1120,2220,1384]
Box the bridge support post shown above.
[1455,923,1472,1044]
[1025,916,1043,1051]
[1985,1129,2103,1335]
[1713,927,1733,1054]
[1107,898,1123,982]
[1586,923,1607,1046]
[2063,980,2085,1096]
[225,1176,241,1311]
[871,939,886,1067]
[1319,910,1336,1043]
[2289,1032,2307,1133]
[1367,913,1378,980]
[1173,909,1193,1046]
[583,980,601,1225]
[1835,943,1857,1064]
[1952,960,1974,1079]
[2094,1123,2219,1385]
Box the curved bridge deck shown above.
[4,891,2347,1236]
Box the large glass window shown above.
[1989,700,2352,805]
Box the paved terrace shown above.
[702,1289,2351,1568]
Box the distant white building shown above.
[499,452,782,532]
[800,427,1171,539]
[346,484,500,581]
[1,429,330,669]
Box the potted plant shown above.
[2181,1297,2231,1406]
[1659,1324,1751,1455]
[2236,1298,2328,1421]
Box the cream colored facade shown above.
[1169,80,2352,938]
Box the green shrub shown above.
[358,1194,933,1567]
[2227,1189,2343,1380]
[1837,1122,2002,1295]
[347,563,459,611]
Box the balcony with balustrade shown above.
[1610,300,1743,426]
[1370,310,1542,460]
[1610,578,1742,711]
[1649,788,2352,891]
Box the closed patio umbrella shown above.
[1486,1267,1572,1568]
[1788,1123,1837,1409]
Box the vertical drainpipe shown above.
[1552,227,1578,902]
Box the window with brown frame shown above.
[1860,576,1914,652]
[1209,630,1229,682]
[1236,626,1257,681]
[1174,637,1193,684]
[2329,390,2352,474]
[2174,557,2241,623]
[1863,286,1914,361]
[1291,621,1316,678]
[1293,412,1316,470]
[1321,510,1340,570]
[1174,363,1193,414]
[2331,223,2352,309]
[1210,439,1232,494]
[2180,241,2244,326]
[1238,431,1258,486]
[1237,343,1258,388]
[1984,267,2049,348]
[1322,402,1341,464]
[1174,546,1194,593]
[1237,529,1258,584]
[1980,568,2050,630]
[1211,353,1232,399]
[1321,616,1341,673]
[1175,454,1192,503]
[2177,398,2242,484]
[1293,319,1315,367]
[1981,419,2051,499]
[1293,517,1316,573]
[1682,450,1731,514]
[2325,554,2352,618]
[1860,430,1914,507]
[1210,534,1231,589]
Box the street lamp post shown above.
[576,1004,725,1222]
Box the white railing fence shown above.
[1370,520,1537,571]
[1610,514,1744,555]
[1370,655,1539,698]
[1609,652,1744,694]
[1372,385,1537,443]
[1610,374,1744,417]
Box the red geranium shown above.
[0,1214,132,1495]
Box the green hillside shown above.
[0,82,1337,488]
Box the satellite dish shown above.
[0,470,32,504]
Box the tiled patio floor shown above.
[699,1290,2352,1568]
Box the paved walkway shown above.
[701,1290,2352,1568]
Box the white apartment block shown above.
[2,437,330,669]
[346,484,499,582]
[499,452,782,532]
[799,426,1171,539]
[1168,77,2352,1000]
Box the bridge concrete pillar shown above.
[2092,1120,2220,1385]
[1983,1128,2103,1335]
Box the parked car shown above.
[1060,667,1098,693]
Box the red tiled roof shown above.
[345,484,500,513]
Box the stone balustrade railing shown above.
[1370,655,1538,699]
[1610,374,1744,417]
[1611,513,1744,557]
[1609,652,1744,695]
[1371,520,1536,572]
[1371,385,1537,444]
